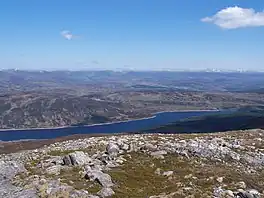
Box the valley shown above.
[0,70,264,130]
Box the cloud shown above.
[61,30,75,40]
[201,6,264,29]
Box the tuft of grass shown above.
[53,166,102,194]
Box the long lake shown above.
[0,110,224,141]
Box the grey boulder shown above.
[97,187,115,197]
[69,151,92,166]
[85,167,113,188]
[106,143,119,156]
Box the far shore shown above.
[0,109,220,132]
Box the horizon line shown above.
[1,68,264,73]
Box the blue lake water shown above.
[0,111,224,141]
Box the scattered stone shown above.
[142,143,157,151]
[42,180,74,197]
[155,168,161,175]
[236,191,253,198]
[149,192,178,198]
[150,150,167,159]
[42,156,63,167]
[150,163,155,168]
[106,143,119,156]
[45,165,61,175]
[0,160,26,180]
[69,189,90,198]
[182,187,192,192]
[184,174,193,179]
[236,181,247,189]
[63,155,72,166]
[85,168,113,188]
[121,143,129,151]
[97,187,115,197]
[128,142,138,152]
[247,189,261,198]
[69,151,92,166]
[163,171,173,177]
[213,186,224,197]
[224,190,234,197]
[0,161,36,198]
[216,176,224,183]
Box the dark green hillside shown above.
[144,107,264,133]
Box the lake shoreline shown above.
[0,109,219,132]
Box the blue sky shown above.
[0,0,264,71]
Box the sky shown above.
[0,0,264,71]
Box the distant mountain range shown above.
[1,69,264,93]
[1,68,264,73]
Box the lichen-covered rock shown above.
[63,155,72,166]
[216,177,224,183]
[163,171,173,177]
[142,143,157,151]
[69,151,92,166]
[224,190,234,197]
[106,143,119,156]
[43,156,63,166]
[155,168,161,175]
[150,150,167,159]
[97,187,115,197]
[120,143,129,151]
[236,181,247,189]
[0,160,26,180]
[235,190,257,198]
[0,160,37,198]
[85,167,113,188]
[69,189,90,198]
[45,165,61,175]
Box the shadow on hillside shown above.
[144,111,264,134]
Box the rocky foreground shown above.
[1,130,264,198]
